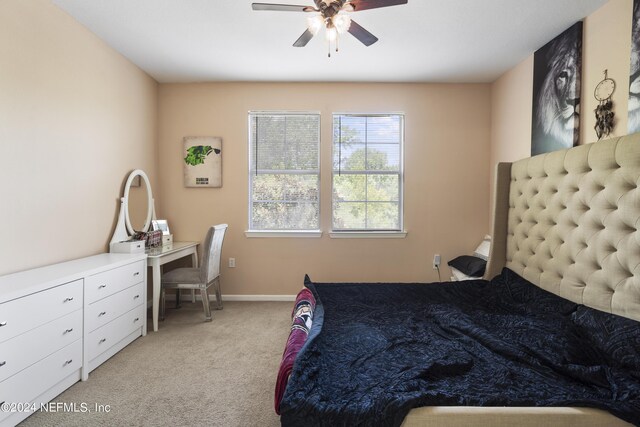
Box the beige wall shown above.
[13,1,626,293]
[489,0,634,205]
[582,0,633,144]
[489,56,534,207]
[0,0,158,275]
[158,83,491,295]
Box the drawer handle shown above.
[98,284,107,289]
[64,328,74,334]
[134,272,140,276]
[0,321,6,327]
[63,359,73,366]
[99,311,107,317]
[0,361,6,367]
[99,338,107,344]
[134,317,140,322]
[134,295,140,299]
[63,297,74,302]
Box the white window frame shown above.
[246,111,322,238]
[330,113,405,238]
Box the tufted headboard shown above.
[485,134,640,322]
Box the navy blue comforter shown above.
[279,269,640,426]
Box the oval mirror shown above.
[124,169,153,235]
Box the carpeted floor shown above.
[20,301,292,427]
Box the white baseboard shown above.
[223,294,297,301]
[161,293,296,302]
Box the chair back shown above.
[199,224,228,284]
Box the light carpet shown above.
[20,301,292,427]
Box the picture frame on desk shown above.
[152,219,170,235]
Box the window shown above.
[332,114,404,232]
[248,112,320,232]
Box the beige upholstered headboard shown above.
[485,134,640,322]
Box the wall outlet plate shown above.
[433,254,441,270]
[228,258,236,268]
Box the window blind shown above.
[249,113,320,231]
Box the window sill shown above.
[329,231,407,239]
[245,230,323,238]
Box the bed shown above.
[277,134,640,426]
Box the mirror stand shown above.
[110,169,154,254]
[110,197,129,245]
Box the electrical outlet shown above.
[433,254,441,270]
[228,258,236,268]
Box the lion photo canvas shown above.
[183,136,222,188]
[531,21,583,156]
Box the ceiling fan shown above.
[251,0,408,56]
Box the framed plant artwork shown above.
[183,136,222,187]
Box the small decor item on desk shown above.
[131,231,147,241]
[146,230,163,248]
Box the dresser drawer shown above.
[85,261,144,304]
[86,282,144,332]
[0,309,82,383]
[0,339,81,423]
[87,305,145,361]
[0,280,82,344]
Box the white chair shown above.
[160,224,227,321]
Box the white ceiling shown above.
[52,0,607,83]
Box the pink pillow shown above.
[274,288,316,414]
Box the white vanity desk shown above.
[108,169,201,332]
[146,242,199,332]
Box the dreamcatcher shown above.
[594,69,616,140]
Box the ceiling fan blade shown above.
[293,29,315,47]
[348,20,378,46]
[252,3,315,12]
[348,0,408,12]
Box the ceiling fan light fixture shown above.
[341,2,355,12]
[326,26,338,42]
[332,13,352,34]
[307,15,324,35]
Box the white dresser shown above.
[83,259,146,377]
[0,253,146,427]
